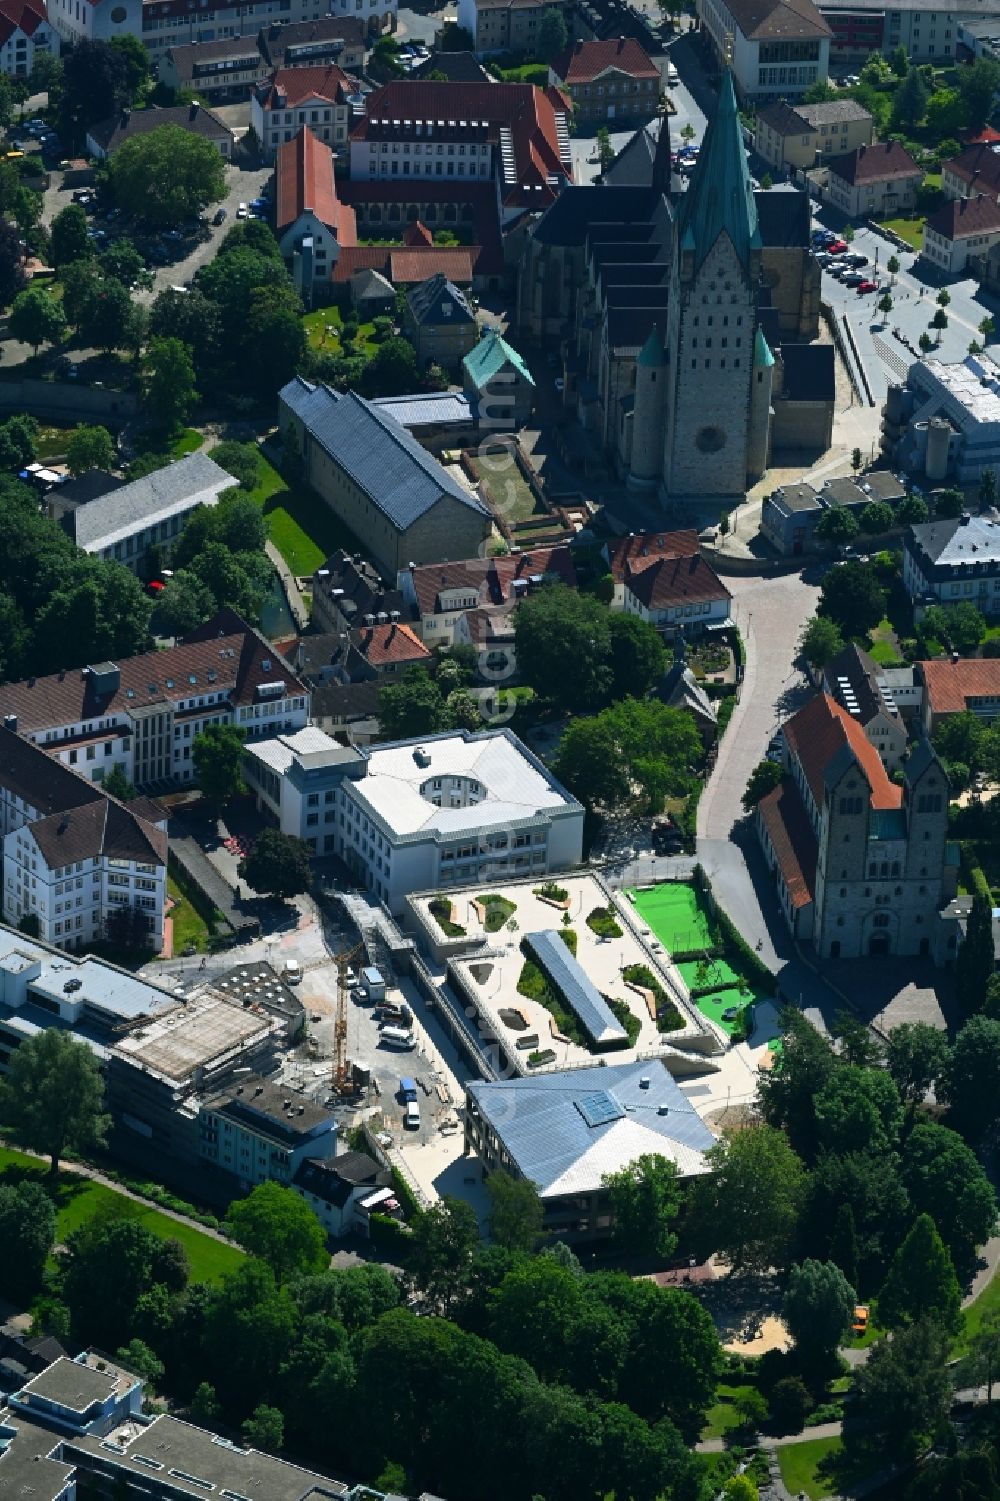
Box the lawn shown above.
[134,426,203,462]
[700,1382,758,1440]
[166,871,220,955]
[0,1147,243,1285]
[777,1436,843,1500]
[302,306,380,359]
[876,213,926,250]
[955,1260,1000,1354]
[466,450,542,527]
[34,422,75,460]
[629,882,715,955]
[250,453,370,577]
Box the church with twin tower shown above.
[626,72,774,503]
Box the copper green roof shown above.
[637,326,666,367]
[463,329,535,392]
[754,327,775,368]
[675,70,761,273]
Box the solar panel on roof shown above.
[575,1090,626,1129]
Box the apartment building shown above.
[0,0,58,78]
[251,64,359,160]
[0,729,167,952]
[754,96,872,172]
[903,512,1000,615]
[159,35,269,100]
[198,1073,337,1189]
[259,15,365,70]
[923,193,1000,275]
[816,0,964,64]
[941,141,1000,203]
[697,0,832,101]
[457,0,568,56]
[0,616,310,791]
[276,127,356,287]
[825,139,922,217]
[548,37,661,125]
[141,0,382,62]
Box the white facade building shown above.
[245,726,585,912]
[891,353,1000,485]
[698,0,831,101]
[49,0,141,47]
[0,0,58,78]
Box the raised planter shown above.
[527,1048,556,1068]
[515,1032,540,1051]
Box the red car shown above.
[857,279,878,294]
[826,239,848,254]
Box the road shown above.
[815,216,1000,405]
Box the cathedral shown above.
[514,73,833,505]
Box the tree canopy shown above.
[689,1124,805,1274]
[818,561,887,637]
[192,722,246,802]
[878,1213,961,1332]
[238,828,312,901]
[0,1028,110,1174]
[226,1183,328,1284]
[602,1154,681,1261]
[110,126,227,226]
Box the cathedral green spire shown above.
[638,326,666,366]
[754,327,775,368]
[675,70,761,272]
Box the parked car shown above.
[213,206,227,225]
[857,279,878,293]
[236,202,248,218]
[852,1305,869,1335]
[844,253,868,267]
[842,272,864,286]
[826,239,848,254]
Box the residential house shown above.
[0,728,167,952]
[903,512,1000,617]
[244,724,584,912]
[825,140,922,218]
[141,0,389,60]
[942,140,1000,203]
[251,64,359,160]
[0,612,310,789]
[275,126,357,291]
[257,15,366,72]
[754,96,872,173]
[918,657,1000,734]
[821,642,908,770]
[404,271,478,370]
[456,0,570,56]
[309,547,405,636]
[293,1151,392,1237]
[333,242,479,297]
[462,328,535,424]
[761,480,827,555]
[310,679,382,743]
[465,1060,715,1242]
[697,0,832,102]
[85,102,234,160]
[756,692,956,958]
[817,0,965,65]
[548,37,661,125]
[289,621,432,683]
[48,452,233,571]
[278,378,492,575]
[923,193,1000,276]
[604,531,733,637]
[0,0,58,77]
[348,80,573,219]
[158,35,268,100]
[349,266,396,311]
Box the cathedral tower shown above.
[661,72,762,504]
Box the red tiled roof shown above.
[925,192,1000,242]
[0,0,46,45]
[276,127,356,243]
[351,622,430,668]
[783,691,902,811]
[331,244,475,284]
[259,63,357,111]
[920,657,1000,717]
[605,531,730,612]
[757,780,817,910]
[409,545,578,618]
[552,37,659,85]
[605,530,701,574]
[337,180,504,274]
[827,141,921,186]
[403,220,434,246]
[944,142,1000,196]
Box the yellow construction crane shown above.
[333,942,364,1094]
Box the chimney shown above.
[189,102,199,120]
[3,715,16,733]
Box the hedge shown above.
[390,1166,421,1221]
[693,864,774,991]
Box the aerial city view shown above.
[1,0,1000,1495]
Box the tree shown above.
[364,334,419,398]
[141,337,198,432]
[0,218,26,310]
[851,446,863,473]
[887,253,900,282]
[815,506,859,545]
[238,827,311,901]
[877,291,894,321]
[818,561,886,637]
[723,1478,760,1501]
[58,39,130,145]
[800,614,844,668]
[757,1008,836,1161]
[99,237,153,291]
[226,1182,327,1283]
[760,171,773,190]
[50,202,93,270]
[689,1124,805,1274]
[537,4,568,61]
[782,1258,856,1369]
[109,33,151,99]
[0,1181,56,1299]
[742,757,784,812]
[971,1311,1000,1403]
[814,1064,901,1157]
[931,307,948,332]
[190,1382,221,1423]
[859,500,894,534]
[769,1376,811,1435]
[9,285,66,354]
[850,1319,951,1462]
[890,42,909,76]
[957,56,1000,131]
[552,715,629,808]
[937,288,951,308]
[606,613,664,699]
[245,292,306,396]
[110,126,226,226]
[191,722,245,802]
[409,1197,479,1312]
[242,1404,284,1453]
[596,125,614,175]
[378,667,451,740]
[484,1170,544,1252]
[445,687,481,732]
[942,1015,1000,1141]
[80,277,145,357]
[891,66,929,129]
[956,893,996,1015]
[61,1218,165,1348]
[935,487,964,519]
[829,1202,860,1289]
[66,424,116,477]
[980,468,997,510]
[879,1213,961,1332]
[602,1154,681,1260]
[0,1028,109,1175]
[515,585,613,712]
[925,87,965,138]
[900,1121,996,1279]
[886,1022,950,1105]
[919,331,934,355]
[0,413,38,471]
[209,440,261,492]
[116,1338,164,1388]
[149,287,221,383]
[897,494,929,525]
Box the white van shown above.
[666,61,679,86]
[381,1026,416,1050]
[283,960,302,985]
[404,1100,421,1130]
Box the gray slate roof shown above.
[467,1060,715,1197]
[279,378,488,530]
[406,271,475,328]
[70,452,233,553]
[523,929,627,1047]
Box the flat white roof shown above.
[914,353,1000,427]
[353,729,577,839]
[246,725,342,775]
